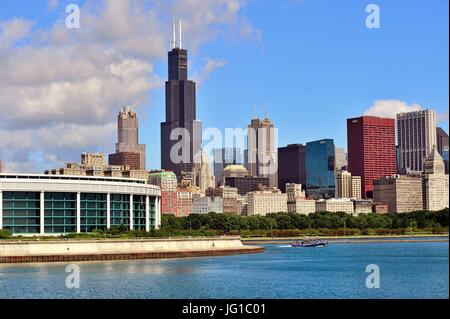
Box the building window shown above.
[44,192,76,233]
[2,192,40,234]
[80,193,107,232]
[133,195,146,230]
[110,194,130,228]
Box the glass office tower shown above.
[306,139,336,199]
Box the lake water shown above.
[0,240,448,299]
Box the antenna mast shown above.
[172,19,176,49]
[179,19,183,49]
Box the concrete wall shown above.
[0,237,250,258]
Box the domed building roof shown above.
[223,165,248,173]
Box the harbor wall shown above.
[0,237,264,263]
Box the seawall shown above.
[0,237,264,264]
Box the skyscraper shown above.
[194,151,215,193]
[335,170,361,199]
[423,145,449,211]
[109,106,146,170]
[247,117,278,187]
[397,109,437,173]
[277,144,306,193]
[436,127,449,174]
[305,139,336,199]
[335,147,347,171]
[213,147,244,186]
[347,116,396,198]
[161,21,201,179]
[373,175,424,213]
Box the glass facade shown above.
[2,192,40,234]
[306,139,336,198]
[80,193,107,232]
[44,192,77,233]
[133,195,146,230]
[149,198,156,228]
[110,194,130,227]
[1,190,157,234]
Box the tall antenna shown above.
[252,105,257,119]
[179,19,183,49]
[172,18,176,49]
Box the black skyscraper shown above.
[277,144,307,192]
[161,24,201,178]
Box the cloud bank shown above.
[0,0,260,173]
[364,99,423,119]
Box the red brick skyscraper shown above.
[347,116,397,198]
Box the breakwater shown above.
[0,236,264,263]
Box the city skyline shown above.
[0,0,448,173]
[0,1,449,305]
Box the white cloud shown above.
[364,99,423,118]
[0,0,260,173]
[0,123,116,173]
[0,18,33,49]
[193,58,227,85]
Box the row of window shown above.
[1,192,156,234]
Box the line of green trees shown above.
[1,209,447,240]
[161,208,449,235]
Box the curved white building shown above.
[0,174,161,235]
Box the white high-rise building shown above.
[423,146,449,211]
[335,170,361,199]
[247,188,287,216]
[247,117,278,188]
[194,151,215,194]
[286,183,316,215]
[315,199,354,215]
[397,109,437,173]
[335,148,347,171]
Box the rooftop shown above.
[0,173,147,184]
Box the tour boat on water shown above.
[291,237,327,248]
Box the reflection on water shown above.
[0,242,448,299]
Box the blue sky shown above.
[0,0,448,172]
[157,0,449,168]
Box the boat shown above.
[291,237,327,248]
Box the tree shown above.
[291,214,310,229]
[274,213,293,229]
[184,214,202,230]
[161,214,183,230]
[353,215,368,229]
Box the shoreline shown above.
[241,234,449,244]
[0,236,264,264]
